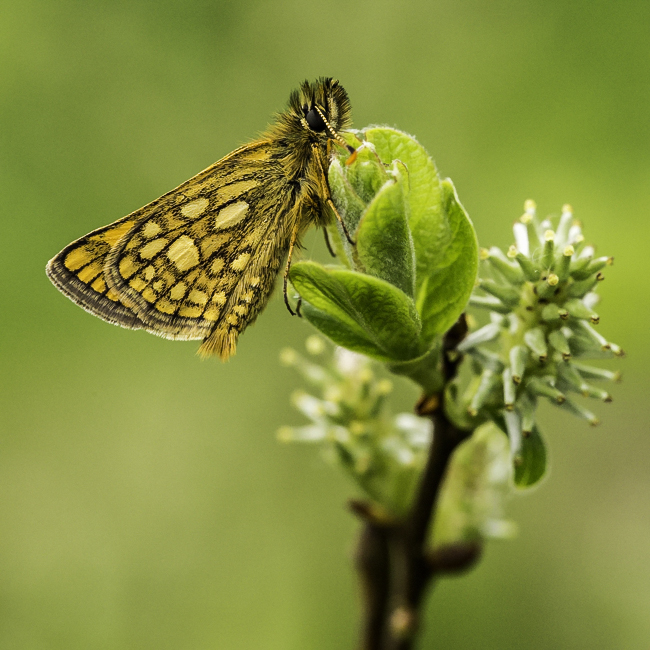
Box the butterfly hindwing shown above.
[46,215,146,329]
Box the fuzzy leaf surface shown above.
[356,162,415,298]
[417,179,478,340]
[363,129,478,342]
[290,262,423,362]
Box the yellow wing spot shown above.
[162,270,177,287]
[119,256,140,279]
[233,305,248,316]
[152,280,165,293]
[167,235,200,271]
[64,248,92,272]
[91,276,107,293]
[77,261,103,283]
[242,225,265,248]
[144,265,155,281]
[181,197,209,219]
[200,234,229,258]
[231,253,251,271]
[250,276,261,287]
[226,314,239,326]
[214,201,249,230]
[242,148,271,162]
[142,287,157,303]
[99,220,136,246]
[184,181,207,197]
[209,258,225,275]
[188,289,208,306]
[179,305,204,318]
[129,277,147,292]
[203,306,220,321]
[216,179,258,203]
[242,291,254,302]
[155,299,176,315]
[212,291,227,306]
[142,221,162,238]
[140,238,168,260]
[159,213,186,232]
[107,287,121,302]
[170,282,188,301]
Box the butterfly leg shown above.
[283,225,300,317]
[326,197,356,245]
[312,144,356,246]
[323,227,336,257]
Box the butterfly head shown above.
[280,78,353,152]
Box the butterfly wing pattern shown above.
[47,78,353,360]
[48,142,300,359]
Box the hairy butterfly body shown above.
[46,78,352,359]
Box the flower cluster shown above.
[278,336,430,515]
[280,337,515,540]
[452,201,622,483]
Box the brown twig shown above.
[355,316,479,650]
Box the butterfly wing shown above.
[47,140,302,359]
[46,215,147,329]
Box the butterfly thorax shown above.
[266,78,352,225]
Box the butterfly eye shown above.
[305,107,327,132]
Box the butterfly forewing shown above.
[48,141,300,356]
[107,141,297,348]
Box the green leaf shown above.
[513,426,547,488]
[363,129,442,283]
[433,423,516,545]
[345,142,390,204]
[387,341,444,395]
[290,261,423,363]
[356,161,416,298]
[416,179,478,341]
[363,129,478,342]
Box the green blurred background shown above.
[1,0,649,648]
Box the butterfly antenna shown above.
[314,106,355,154]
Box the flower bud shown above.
[468,369,500,416]
[509,345,529,384]
[479,280,521,307]
[548,329,571,360]
[567,274,600,298]
[503,368,517,410]
[484,247,525,284]
[564,298,599,324]
[542,231,556,269]
[524,327,548,362]
[526,376,565,403]
[514,252,540,281]
[457,322,501,351]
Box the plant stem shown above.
[355,317,479,650]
